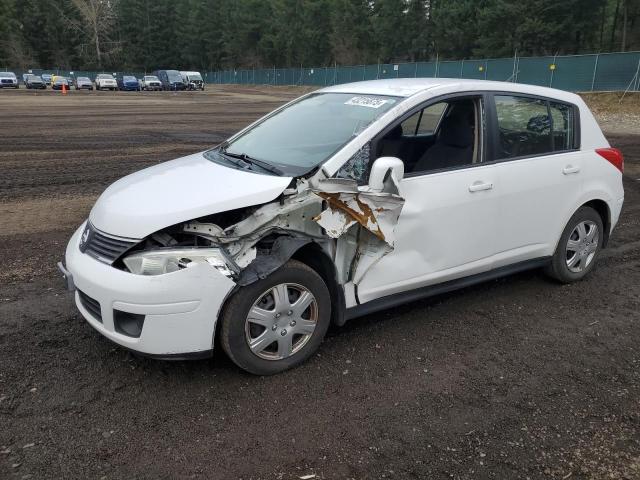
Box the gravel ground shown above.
[0,87,639,480]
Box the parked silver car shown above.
[75,77,94,90]
[25,75,46,89]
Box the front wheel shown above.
[546,206,604,283]
[220,260,331,375]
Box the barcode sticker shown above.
[344,96,388,109]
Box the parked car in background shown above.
[75,77,93,90]
[25,75,46,89]
[23,73,34,85]
[117,75,141,91]
[41,74,53,86]
[140,75,162,91]
[0,71,19,88]
[153,70,186,90]
[57,78,624,375]
[51,77,71,90]
[180,71,205,90]
[95,74,118,91]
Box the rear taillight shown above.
[596,148,624,173]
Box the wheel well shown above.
[583,199,611,247]
[292,243,346,327]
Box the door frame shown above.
[369,91,493,178]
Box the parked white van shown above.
[180,71,205,90]
[59,79,624,375]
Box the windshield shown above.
[145,76,159,81]
[189,73,203,81]
[167,71,182,82]
[0,72,15,78]
[31,76,43,82]
[123,76,136,82]
[214,93,399,176]
[78,77,89,81]
[97,74,114,80]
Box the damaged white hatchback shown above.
[59,79,624,375]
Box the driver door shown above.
[355,95,499,304]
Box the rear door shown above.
[488,94,583,267]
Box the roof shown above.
[321,78,580,103]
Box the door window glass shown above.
[549,101,574,151]
[400,102,447,137]
[417,102,447,135]
[494,95,551,159]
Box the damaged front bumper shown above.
[64,224,236,356]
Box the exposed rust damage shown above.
[315,191,387,241]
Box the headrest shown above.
[386,124,403,140]
[526,115,551,134]
[439,114,473,148]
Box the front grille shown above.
[81,224,139,264]
[1,79,13,84]
[78,290,102,322]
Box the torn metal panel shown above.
[180,176,405,292]
[236,236,313,286]
[311,178,404,246]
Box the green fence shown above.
[4,51,640,92]
[207,51,640,93]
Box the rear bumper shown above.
[63,223,236,356]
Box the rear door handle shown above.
[469,181,493,192]
[563,165,580,175]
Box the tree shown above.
[66,0,119,68]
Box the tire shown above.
[220,259,331,375]
[545,206,604,283]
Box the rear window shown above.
[493,95,576,160]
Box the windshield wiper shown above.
[220,149,285,176]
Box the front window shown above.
[123,76,136,82]
[189,73,203,81]
[145,76,159,82]
[213,93,399,176]
[97,74,114,80]
[167,71,182,83]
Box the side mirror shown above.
[368,157,404,193]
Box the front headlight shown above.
[122,248,237,277]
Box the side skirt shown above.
[345,257,551,321]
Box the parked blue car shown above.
[117,75,141,91]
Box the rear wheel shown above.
[220,260,331,375]
[545,206,604,283]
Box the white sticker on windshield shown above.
[344,96,388,109]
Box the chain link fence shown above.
[4,51,640,93]
[208,51,640,93]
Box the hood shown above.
[89,152,292,239]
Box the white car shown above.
[140,75,162,91]
[59,79,624,375]
[95,73,117,91]
[0,71,19,88]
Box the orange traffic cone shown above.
[62,83,67,95]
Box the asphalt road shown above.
[0,87,639,480]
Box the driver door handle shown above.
[563,165,581,175]
[469,181,493,192]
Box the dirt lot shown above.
[0,86,639,480]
